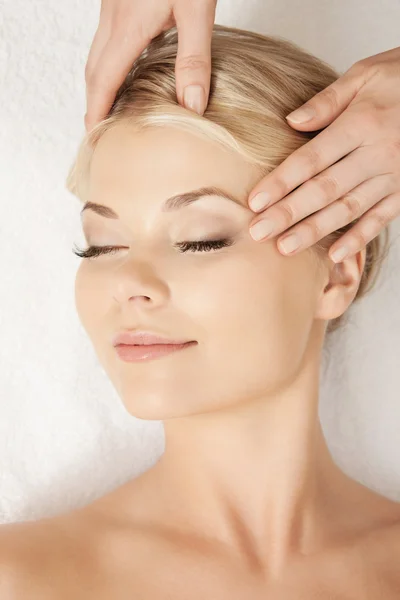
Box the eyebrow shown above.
[80,185,243,219]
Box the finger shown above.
[249,145,387,242]
[328,192,400,262]
[173,0,216,115]
[273,174,395,256]
[85,25,112,87]
[285,61,368,128]
[84,0,116,83]
[160,15,176,32]
[248,111,362,212]
[85,28,152,132]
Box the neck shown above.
[149,340,356,578]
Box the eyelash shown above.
[72,238,234,259]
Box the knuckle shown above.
[279,202,297,227]
[272,176,291,199]
[302,217,324,241]
[312,173,341,200]
[354,229,370,247]
[356,213,386,247]
[371,210,389,229]
[302,146,324,174]
[349,59,370,78]
[175,54,209,72]
[340,193,364,220]
[319,86,341,113]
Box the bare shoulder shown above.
[0,525,19,598]
[0,495,152,600]
[348,512,400,598]
[369,516,400,583]
[0,512,103,600]
[0,520,53,599]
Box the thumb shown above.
[285,63,367,130]
[173,1,216,115]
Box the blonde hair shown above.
[66,24,390,333]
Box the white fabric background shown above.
[0,0,399,524]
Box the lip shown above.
[114,341,197,363]
[112,330,195,346]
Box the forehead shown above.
[89,123,262,209]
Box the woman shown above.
[84,0,400,265]
[1,24,399,599]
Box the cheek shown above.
[74,263,87,325]
[188,252,318,384]
[74,263,109,343]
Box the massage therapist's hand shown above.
[248,46,400,263]
[84,0,217,132]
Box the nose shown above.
[111,260,169,307]
[113,293,152,305]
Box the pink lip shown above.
[112,330,194,346]
[112,330,197,363]
[115,341,197,363]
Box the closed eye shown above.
[72,238,234,259]
[175,239,234,253]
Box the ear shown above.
[314,247,367,322]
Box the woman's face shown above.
[75,122,327,419]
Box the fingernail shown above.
[330,246,349,263]
[250,219,274,241]
[279,234,300,254]
[286,105,316,123]
[249,191,272,212]
[183,85,205,115]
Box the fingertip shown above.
[84,113,94,133]
[286,106,316,124]
[183,84,207,115]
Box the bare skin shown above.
[1,469,400,599]
[84,2,400,263]
[2,124,399,598]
